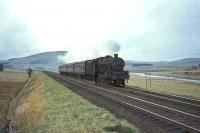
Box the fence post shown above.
[146,72,148,89]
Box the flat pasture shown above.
[128,75,200,100]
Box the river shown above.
[130,72,200,84]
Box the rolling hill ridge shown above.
[0,51,200,71]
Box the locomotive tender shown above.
[59,54,129,87]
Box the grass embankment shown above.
[17,72,139,133]
[12,73,43,132]
[128,76,200,100]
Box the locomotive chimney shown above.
[114,54,118,58]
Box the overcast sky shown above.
[0,0,200,61]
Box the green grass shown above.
[128,76,200,100]
[32,73,139,133]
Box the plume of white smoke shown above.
[100,41,121,55]
[58,40,121,63]
[58,49,98,63]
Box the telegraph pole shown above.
[149,72,151,88]
[146,72,148,88]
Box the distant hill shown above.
[125,58,200,70]
[0,51,199,71]
[126,58,200,66]
[0,51,67,71]
[171,58,200,66]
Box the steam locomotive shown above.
[59,54,129,87]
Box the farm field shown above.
[128,75,200,100]
[0,71,27,129]
[150,70,200,80]
[0,71,27,81]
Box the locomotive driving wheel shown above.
[103,79,110,85]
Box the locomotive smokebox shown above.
[114,54,118,58]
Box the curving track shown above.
[45,71,200,133]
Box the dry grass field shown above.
[128,75,200,100]
[170,70,200,80]
[151,69,200,80]
[0,71,27,128]
[0,71,27,81]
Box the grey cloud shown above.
[0,0,39,60]
[125,0,200,61]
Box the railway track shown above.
[45,71,200,133]
[103,85,200,117]
[126,86,200,107]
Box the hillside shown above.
[1,51,199,71]
[126,58,200,68]
[0,51,67,71]
[125,58,200,72]
[171,58,200,66]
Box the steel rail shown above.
[126,85,200,106]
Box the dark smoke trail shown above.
[105,41,121,53]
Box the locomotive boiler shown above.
[59,54,129,87]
